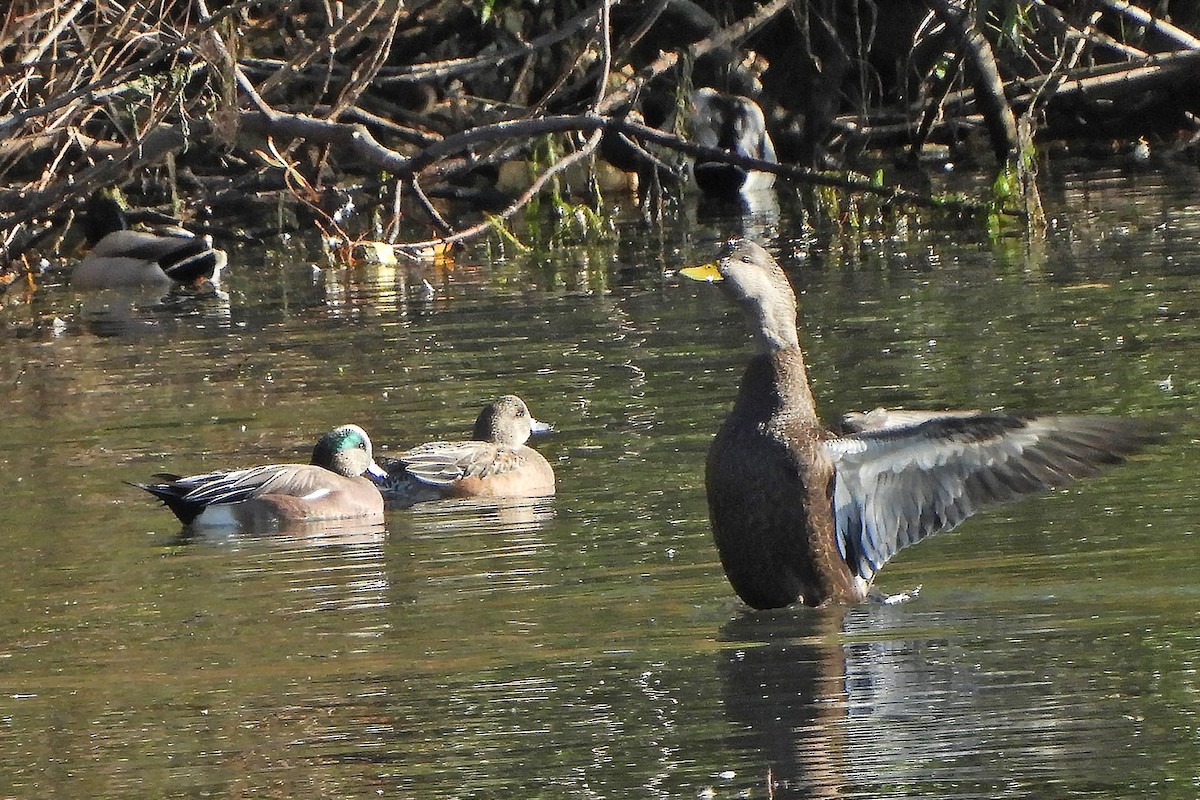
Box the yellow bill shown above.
[679,263,723,282]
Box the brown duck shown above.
[681,239,1154,609]
[376,395,556,507]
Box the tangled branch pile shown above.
[2,0,1200,270]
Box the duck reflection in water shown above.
[681,239,1157,610]
[718,607,1010,797]
[374,395,556,508]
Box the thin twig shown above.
[408,175,455,237]
[398,130,605,253]
[196,0,274,116]
[592,0,612,112]
[371,1,607,85]
[599,0,791,114]
[1027,10,1102,115]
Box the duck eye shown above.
[741,255,752,263]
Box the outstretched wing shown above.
[823,413,1152,581]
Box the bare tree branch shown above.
[1098,0,1200,51]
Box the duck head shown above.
[681,239,800,352]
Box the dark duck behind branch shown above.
[689,88,778,198]
[680,239,1156,610]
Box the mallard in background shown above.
[689,87,778,198]
[680,239,1157,610]
[70,192,226,291]
[131,424,386,527]
[376,395,556,507]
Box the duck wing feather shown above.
[823,413,1152,580]
[163,463,329,505]
[395,441,527,486]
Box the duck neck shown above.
[84,195,129,243]
[736,346,821,428]
[747,306,800,352]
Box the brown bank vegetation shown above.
[2,0,1200,287]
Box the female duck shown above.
[681,239,1153,609]
[71,192,226,290]
[376,395,555,507]
[131,424,386,527]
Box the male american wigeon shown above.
[70,192,226,291]
[689,87,778,198]
[376,395,556,507]
[681,239,1155,610]
[131,424,386,527]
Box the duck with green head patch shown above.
[131,424,386,528]
[681,239,1156,609]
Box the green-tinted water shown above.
[0,165,1197,798]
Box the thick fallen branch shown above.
[1016,48,1200,105]
[1031,0,1147,60]
[0,98,999,251]
[928,0,1018,163]
[237,103,996,215]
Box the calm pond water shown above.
[0,163,1198,798]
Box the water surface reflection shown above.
[720,591,1195,798]
[0,168,1196,798]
